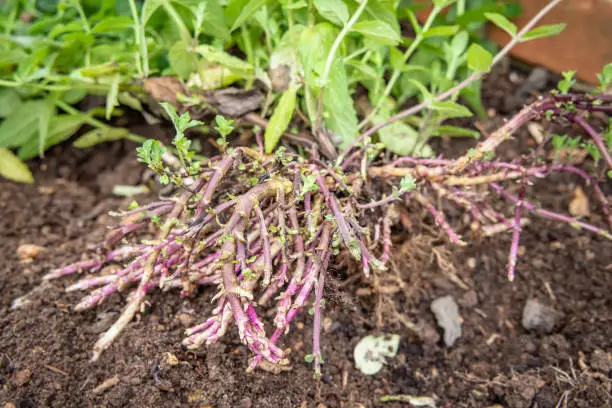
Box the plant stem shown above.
[55,100,146,145]
[161,0,192,44]
[316,0,369,127]
[128,0,147,77]
[358,6,442,130]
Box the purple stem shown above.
[507,179,526,282]
[312,257,327,377]
[489,183,612,240]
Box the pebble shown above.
[521,299,558,333]
[430,296,462,347]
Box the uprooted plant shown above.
[33,0,612,377]
[44,84,612,375]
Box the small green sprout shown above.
[557,70,576,94]
[214,115,235,150]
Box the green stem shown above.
[241,25,255,89]
[128,0,145,77]
[358,6,442,130]
[316,0,369,127]
[0,79,134,93]
[56,101,208,161]
[55,100,146,144]
[73,0,91,33]
[343,47,369,63]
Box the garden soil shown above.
[1,67,611,408]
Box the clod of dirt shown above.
[175,313,195,327]
[430,296,461,347]
[521,299,558,333]
[12,368,31,387]
[590,349,612,373]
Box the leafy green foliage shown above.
[0,0,567,183]
[467,43,493,72]
[557,71,576,94]
[214,115,235,150]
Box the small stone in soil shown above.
[521,299,558,333]
[430,296,462,347]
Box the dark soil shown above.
[1,66,611,408]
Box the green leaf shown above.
[449,31,469,58]
[264,87,297,153]
[430,100,473,119]
[379,121,420,156]
[351,20,401,45]
[299,23,337,89]
[168,41,198,79]
[467,43,493,72]
[484,12,517,37]
[389,47,404,71]
[314,0,349,26]
[0,89,22,118]
[231,0,270,31]
[106,74,120,120]
[0,101,45,149]
[195,45,254,74]
[191,0,230,40]
[434,125,480,138]
[323,59,358,147]
[422,25,459,38]
[0,148,33,184]
[459,79,486,120]
[142,0,163,25]
[37,98,55,157]
[92,16,134,33]
[521,23,566,41]
[361,0,400,36]
[18,115,85,160]
[73,127,129,148]
[557,70,576,94]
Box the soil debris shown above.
[16,244,47,262]
[430,296,461,347]
[92,375,120,395]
